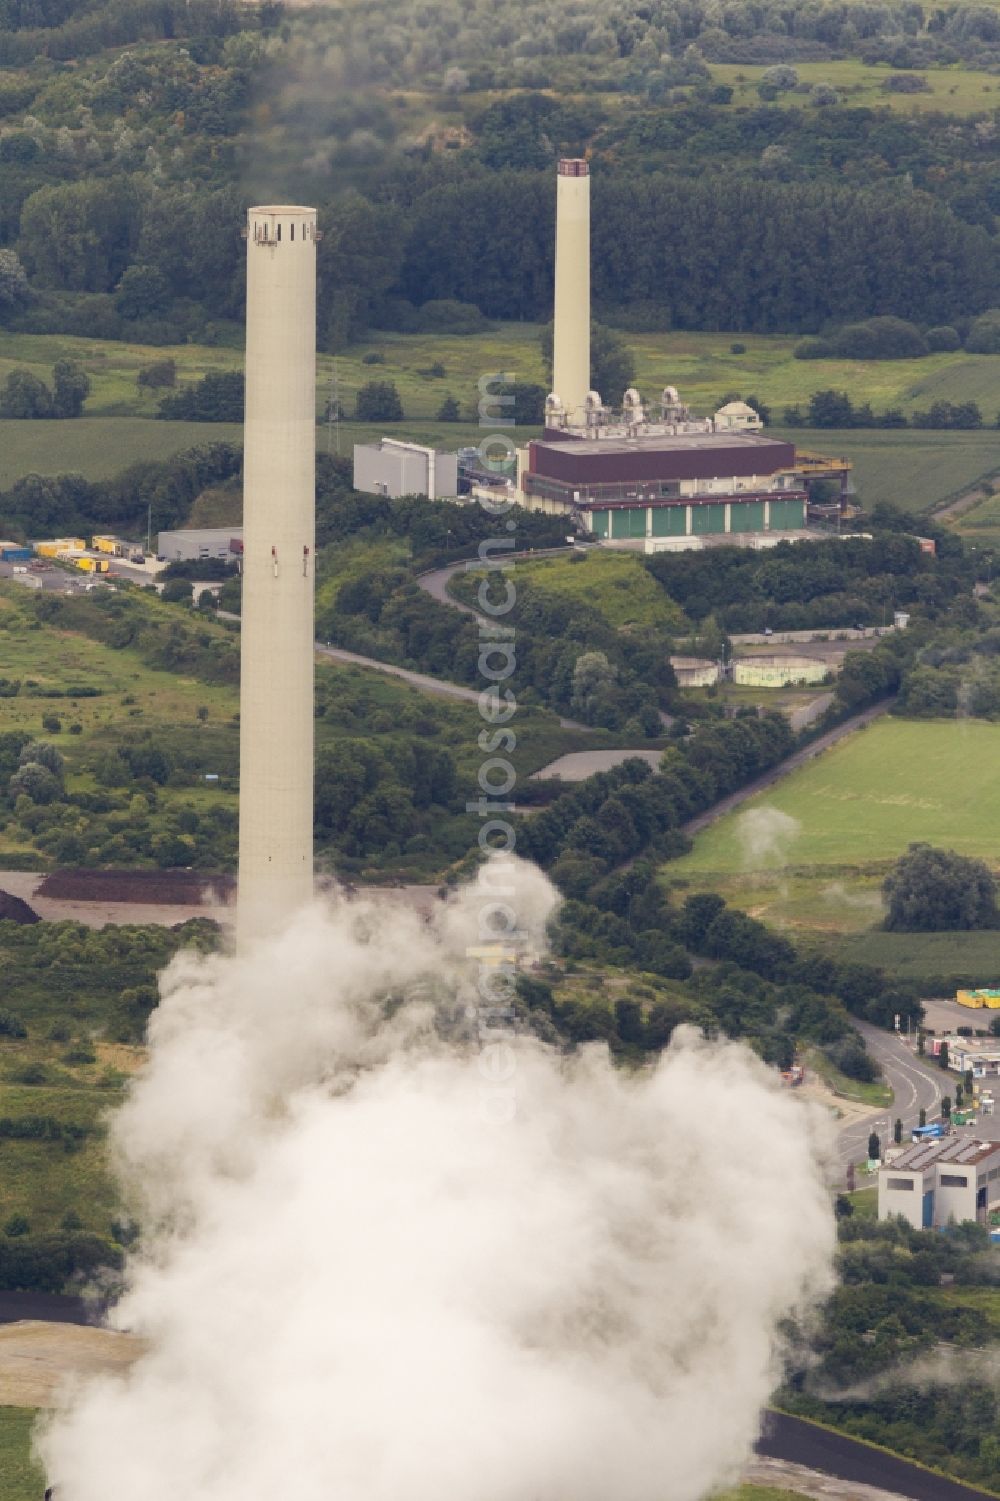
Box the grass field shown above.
[3,325,1000,500]
[477,549,687,631]
[710,59,1000,114]
[0,1061,126,1237]
[817,928,1000,982]
[773,428,1000,514]
[668,719,1000,979]
[0,1407,43,1501]
[676,719,1000,874]
[0,417,245,488]
[941,485,1000,552]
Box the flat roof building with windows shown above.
[879,1137,1000,1229]
[156,528,243,563]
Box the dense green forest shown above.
[1,0,1000,350]
[784,1214,1000,1492]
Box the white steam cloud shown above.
[737,806,802,869]
[39,858,836,1501]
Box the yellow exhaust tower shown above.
[552,159,591,428]
[237,205,318,948]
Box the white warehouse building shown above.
[354,439,459,500]
[157,527,243,563]
[879,1137,1000,1229]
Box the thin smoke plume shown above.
[813,1344,1000,1403]
[737,806,802,869]
[39,858,836,1501]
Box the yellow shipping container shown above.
[35,538,85,558]
[91,535,119,555]
[956,988,1000,1008]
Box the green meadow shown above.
[710,59,1000,114]
[0,1407,43,1501]
[2,326,1000,513]
[668,719,1000,979]
[772,428,1000,515]
[675,719,1000,874]
[475,550,688,631]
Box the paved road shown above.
[417,562,485,619]
[221,606,589,729]
[416,546,576,626]
[835,1023,944,1176]
[682,699,893,837]
[316,641,485,707]
[758,1411,998,1501]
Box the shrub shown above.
[0,368,51,417]
[412,299,491,334]
[0,1010,27,1038]
[361,352,385,365]
[356,379,404,422]
[926,325,961,352]
[966,309,1000,355]
[884,844,998,932]
[137,359,177,390]
[825,1036,879,1083]
[730,342,746,354]
[833,317,928,359]
[41,714,61,734]
[882,73,932,92]
[761,64,798,90]
[157,371,244,422]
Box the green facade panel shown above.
[691,503,727,535]
[590,509,609,538]
[769,498,806,530]
[730,501,765,533]
[650,505,688,537]
[611,507,647,539]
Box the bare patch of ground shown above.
[744,1456,923,1501]
[0,1322,143,1407]
[531,749,662,781]
[93,1041,147,1075]
[798,1070,879,1133]
[0,870,231,929]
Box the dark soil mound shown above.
[0,889,40,924]
[37,870,234,905]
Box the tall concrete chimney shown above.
[552,159,590,428]
[237,205,318,948]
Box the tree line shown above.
[2,168,995,351]
[645,531,967,634]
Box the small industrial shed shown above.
[879,1137,1000,1229]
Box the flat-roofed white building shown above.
[879,1137,1000,1229]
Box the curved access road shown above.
[758,1411,998,1501]
[417,547,575,625]
[681,699,894,837]
[835,1022,944,1177]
